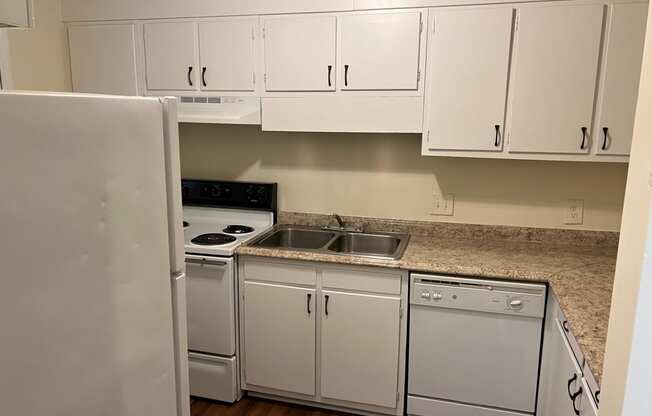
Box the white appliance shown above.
[181,179,276,402]
[407,274,547,416]
[0,91,189,416]
[177,96,261,125]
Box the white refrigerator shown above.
[0,91,190,416]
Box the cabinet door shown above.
[596,3,648,156]
[68,24,139,95]
[321,290,400,408]
[538,319,584,416]
[508,5,603,154]
[242,281,315,396]
[263,15,336,92]
[144,21,198,91]
[424,8,513,151]
[0,0,29,27]
[198,19,256,92]
[341,11,422,90]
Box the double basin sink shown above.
[249,226,410,260]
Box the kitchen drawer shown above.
[554,295,585,367]
[322,267,402,295]
[188,352,237,402]
[243,258,317,286]
[407,396,526,416]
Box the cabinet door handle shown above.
[562,320,570,332]
[567,374,578,399]
[494,125,501,147]
[202,67,207,87]
[571,386,583,415]
[328,65,332,87]
[602,127,609,151]
[306,293,312,315]
[344,65,349,87]
[324,294,330,316]
[187,66,194,87]
[580,127,588,149]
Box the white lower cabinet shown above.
[320,290,401,408]
[239,258,407,415]
[242,281,316,396]
[537,293,599,416]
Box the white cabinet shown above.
[239,258,407,415]
[242,281,316,396]
[508,4,604,155]
[340,11,422,91]
[320,290,401,408]
[595,3,648,156]
[144,22,198,91]
[68,24,140,95]
[0,0,30,27]
[198,19,257,92]
[423,7,513,151]
[263,15,337,92]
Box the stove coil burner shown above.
[191,233,237,246]
[223,225,255,235]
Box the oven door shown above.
[185,255,236,356]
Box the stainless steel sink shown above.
[249,225,409,260]
[326,233,405,258]
[253,228,336,250]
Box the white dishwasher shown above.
[408,274,546,416]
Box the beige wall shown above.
[601,2,652,414]
[4,0,70,91]
[180,124,628,231]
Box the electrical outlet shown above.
[564,199,584,225]
[431,193,454,216]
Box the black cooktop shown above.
[223,225,254,234]
[191,233,237,246]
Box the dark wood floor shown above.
[190,396,352,416]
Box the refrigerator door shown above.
[0,91,185,416]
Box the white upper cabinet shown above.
[263,15,337,92]
[320,290,401,408]
[144,21,198,91]
[198,18,257,92]
[507,4,604,155]
[423,7,513,151]
[68,24,139,96]
[0,0,30,27]
[595,3,648,156]
[341,11,422,90]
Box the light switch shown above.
[431,193,454,216]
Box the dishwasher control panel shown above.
[411,273,546,318]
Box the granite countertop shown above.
[236,213,618,385]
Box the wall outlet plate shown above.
[564,199,584,225]
[431,193,454,216]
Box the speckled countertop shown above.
[237,213,618,385]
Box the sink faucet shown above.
[323,213,363,233]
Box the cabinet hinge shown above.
[399,307,404,318]
[264,73,267,85]
[396,391,400,404]
[427,130,430,142]
[417,70,421,83]
[514,13,519,32]
[251,27,255,41]
[262,27,266,39]
[419,16,423,34]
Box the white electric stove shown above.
[181,179,276,403]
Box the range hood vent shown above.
[177,96,260,125]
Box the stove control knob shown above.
[432,292,443,301]
[421,291,431,300]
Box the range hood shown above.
[177,96,261,125]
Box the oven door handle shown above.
[185,257,228,267]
